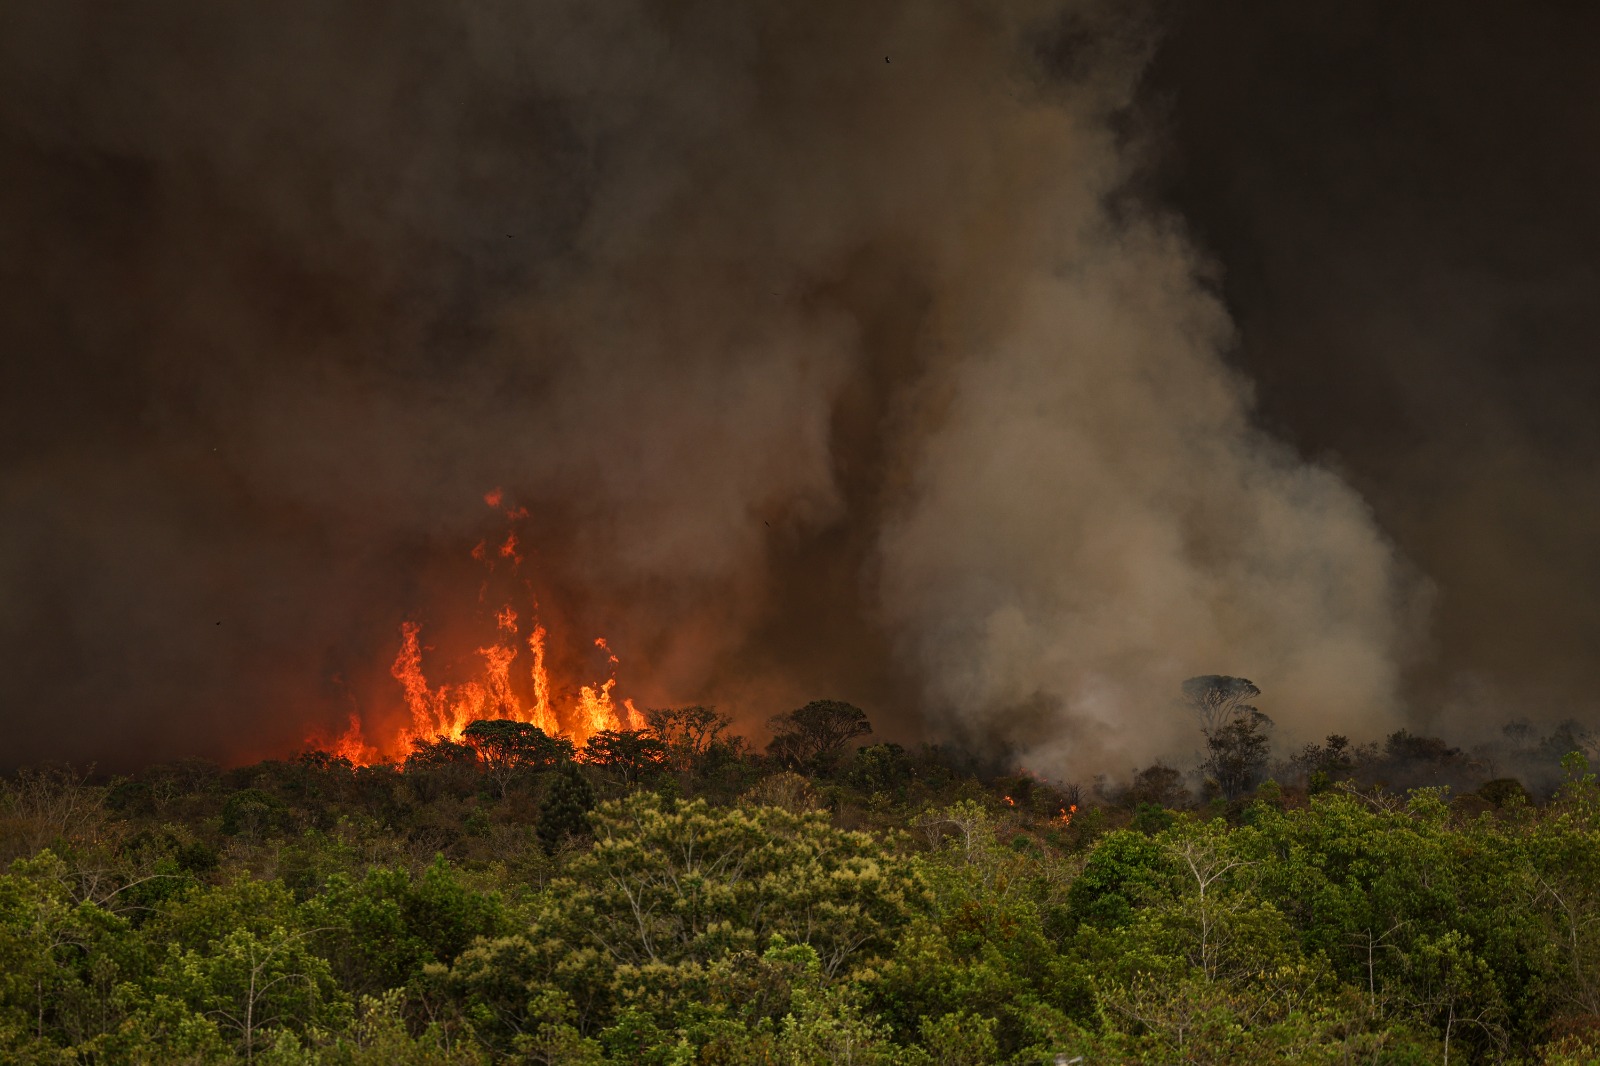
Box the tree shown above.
[640,705,732,773]
[767,700,873,774]
[302,857,508,997]
[1122,763,1191,810]
[1290,734,1358,792]
[145,878,344,1064]
[462,720,574,798]
[163,924,338,1064]
[403,736,478,772]
[845,743,914,796]
[401,736,482,803]
[220,789,292,840]
[1181,676,1261,736]
[582,729,668,786]
[1182,676,1272,800]
[532,793,918,976]
[538,764,596,855]
[1202,709,1274,800]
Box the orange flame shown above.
[314,713,378,766]
[311,491,637,764]
[527,624,556,734]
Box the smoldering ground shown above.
[8,0,1568,776]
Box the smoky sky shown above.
[1134,2,1600,738]
[0,1,1592,773]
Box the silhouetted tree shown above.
[402,736,480,802]
[767,699,873,774]
[1183,676,1271,800]
[1181,675,1262,735]
[461,720,573,797]
[1202,709,1274,800]
[1291,734,1359,792]
[583,729,669,785]
[1477,778,1531,808]
[403,736,477,772]
[640,705,732,773]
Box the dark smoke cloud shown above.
[0,0,1523,775]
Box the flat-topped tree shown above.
[583,729,669,785]
[462,719,574,798]
[1182,676,1272,800]
[767,699,873,774]
[1181,675,1262,736]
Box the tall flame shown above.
[319,490,637,764]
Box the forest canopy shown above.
[2,699,1599,1064]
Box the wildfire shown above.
[325,713,379,766]
[315,490,639,765]
[1056,804,1078,826]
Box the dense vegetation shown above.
[4,699,1600,1064]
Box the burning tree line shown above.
[317,489,671,767]
[6,677,1600,1063]
[362,698,873,796]
[312,667,1600,823]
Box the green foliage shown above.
[12,735,1600,1062]
[303,858,508,996]
[1129,802,1176,835]
[548,793,919,976]
[1068,828,1173,929]
[874,803,1087,1059]
[537,764,596,855]
[221,789,293,838]
[844,744,914,797]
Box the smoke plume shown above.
[0,0,1421,773]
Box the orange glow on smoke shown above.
[312,489,638,764]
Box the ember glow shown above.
[311,492,640,765]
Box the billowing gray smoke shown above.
[0,0,1420,772]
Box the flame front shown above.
[320,491,638,764]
